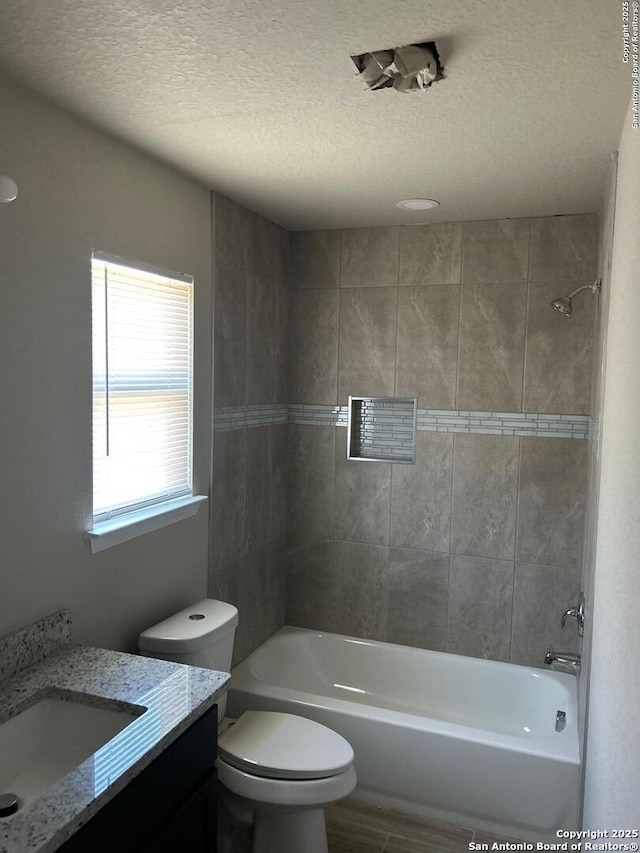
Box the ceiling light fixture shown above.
[396,198,440,210]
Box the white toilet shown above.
[138,599,356,853]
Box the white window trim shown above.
[87,494,207,554]
[91,250,193,284]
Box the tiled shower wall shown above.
[209,194,288,665]
[286,215,596,667]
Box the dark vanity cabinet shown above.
[57,704,218,853]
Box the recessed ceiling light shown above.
[396,198,440,210]
[0,176,18,203]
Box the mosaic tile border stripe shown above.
[290,405,589,439]
[416,409,589,438]
[215,404,589,439]
[288,404,348,427]
[214,404,288,431]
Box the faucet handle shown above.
[560,592,585,637]
[561,606,579,626]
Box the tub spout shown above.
[545,649,581,674]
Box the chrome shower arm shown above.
[566,280,601,300]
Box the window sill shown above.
[86,495,208,554]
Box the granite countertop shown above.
[0,644,229,853]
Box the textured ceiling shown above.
[0,0,630,230]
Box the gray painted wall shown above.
[286,216,596,666]
[0,75,212,651]
[583,101,640,828]
[578,155,616,801]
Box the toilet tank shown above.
[138,599,238,719]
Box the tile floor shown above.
[325,798,520,853]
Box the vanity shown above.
[56,700,218,853]
[0,611,229,853]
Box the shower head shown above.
[551,280,601,317]
[551,295,573,315]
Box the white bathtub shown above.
[227,626,580,841]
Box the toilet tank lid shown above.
[138,599,239,654]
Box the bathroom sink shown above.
[0,696,141,812]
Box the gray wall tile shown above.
[269,424,288,542]
[214,193,254,273]
[332,541,388,640]
[462,218,530,284]
[451,434,519,560]
[211,203,288,664]
[245,426,272,551]
[399,222,462,286]
[524,281,595,414]
[529,215,597,281]
[212,551,264,668]
[334,429,391,546]
[290,230,341,289]
[223,542,285,667]
[387,548,449,651]
[338,287,397,403]
[210,554,263,668]
[255,216,288,404]
[517,437,587,568]
[213,262,246,408]
[245,272,276,405]
[212,211,596,669]
[215,199,288,408]
[211,428,247,567]
[457,283,527,412]
[285,541,333,631]
[341,226,400,288]
[269,537,287,637]
[390,432,453,553]
[511,562,582,668]
[233,545,272,664]
[287,424,335,544]
[448,555,514,661]
[396,285,460,408]
[254,214,288,285]
[274,255,289,405]
[289,289,339,404]
[209,554,245,618]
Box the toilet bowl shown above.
[139,600,356,853]
[218,711,356,853]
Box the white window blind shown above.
[91,252,194,521]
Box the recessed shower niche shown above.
[347,396,417,464]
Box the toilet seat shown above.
[218,711,354,780]
[217,758,358,808]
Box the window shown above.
[88,252,205,553]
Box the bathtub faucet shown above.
[544,650,581,675]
